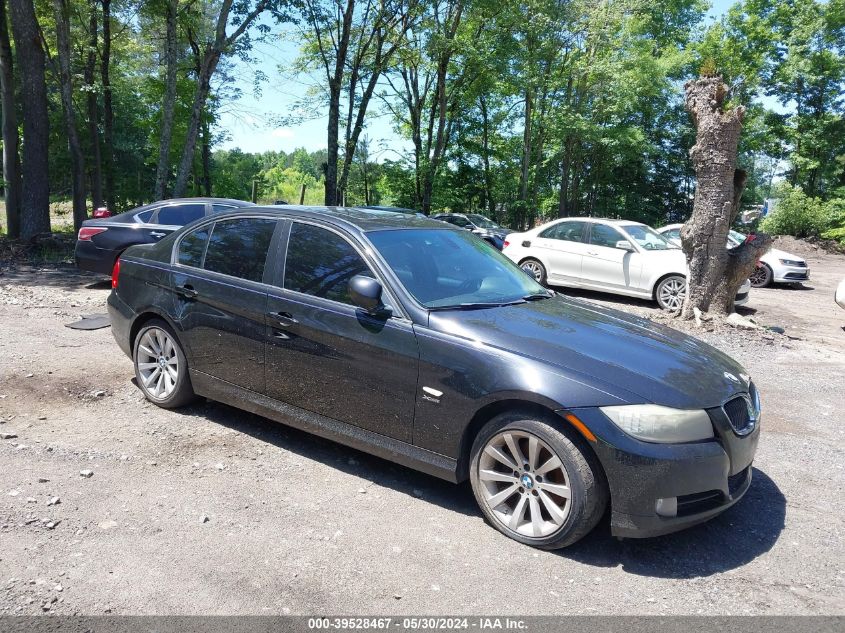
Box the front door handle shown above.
[586,251,598,256]
[150,231,167,239]
[175,284,198,299]
[268,311,298,327]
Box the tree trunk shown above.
[680,76,771,318]
[173,48,220,197]
[154,0,179,200]
[100,0,115,210]
[201,114,211,196]
[0,0,21,238]
[53,0,88,231]
[85,0,103,209]
[8,0,50,239]
[479,95,495,218]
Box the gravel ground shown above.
[0,245,843,616]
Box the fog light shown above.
[655,497,677,517]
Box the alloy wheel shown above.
[749,265,769,287]
[521,261,543,282]
[136,327,179,400]
[657,277,686,311]
[477,430,572,538]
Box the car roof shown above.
[107,198,254,222]
[232,205,450,232]
[549,217,646,227]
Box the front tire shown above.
[469,414,607,549]
[654,274,686,311]
[519,258,547,286]
[749,263,773,288]
[133,319,196,408]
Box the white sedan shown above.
[503,217,750,311]
[657,224,810,287]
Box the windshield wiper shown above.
[523,291,554,301]
[428,299,527,311]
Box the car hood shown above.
[427,296,749,409]
[764,247,804,263]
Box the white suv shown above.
[503,217,750,311]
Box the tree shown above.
[53,0,88,231]
[84,0,103,210]
[0,0,21,238]
[679,75,772,318]
[172,0,282,197]
[154,0,180,199]
[100,0,116,210]
[8,0,50,239]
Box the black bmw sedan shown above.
[75,197,254,275]
[107,206,760,549]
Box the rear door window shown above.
[177,225,211,267]
[203,218,277,282]
[540,221,586,242]
[156,203,207,226]
[284,222,373,304]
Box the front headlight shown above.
[599,404,714,443]
[778,258,804,267]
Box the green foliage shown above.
[760,183,845,237]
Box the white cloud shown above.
[271,128,295,139]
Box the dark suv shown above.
[432,213,509,249]
[107,206,760,549]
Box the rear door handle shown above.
[268,311,298,327]
[150,231,167,239]
[175,284,198,299]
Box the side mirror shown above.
[615,240,635,251]
[348,275,388,316]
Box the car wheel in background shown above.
[749,263,773,288]
[469,414,608,550]
[655,274,687,311]
[519,258,547,285]
[133,319,196,408]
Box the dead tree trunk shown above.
[680,76,771,318]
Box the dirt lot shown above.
[1,239,844,616]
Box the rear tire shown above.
[519,258,547,286]
[749,263,773,288]
[133,319,196,408]
[469,413,607,550]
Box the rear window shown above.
[203,218,277,282]
[156,203,206,226]
[178,225,211,267]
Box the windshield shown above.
[621,224,674,251]
[366,228,546,309]
[728,230,746,246]
[466,214,501,229]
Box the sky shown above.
[216,0,739,157]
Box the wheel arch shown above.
[129,310,182,360]
[651,271,686,301]
[455,398,606,487]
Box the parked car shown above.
[503,218,751,310]
[75,197,255,275]
[836,278,845,310]
[432,213,509,249]
[359,205,427,219]
[108,207,760,549]
[657,224,810,288]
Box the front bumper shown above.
[773,264,810,283]
[567,405,759,538]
